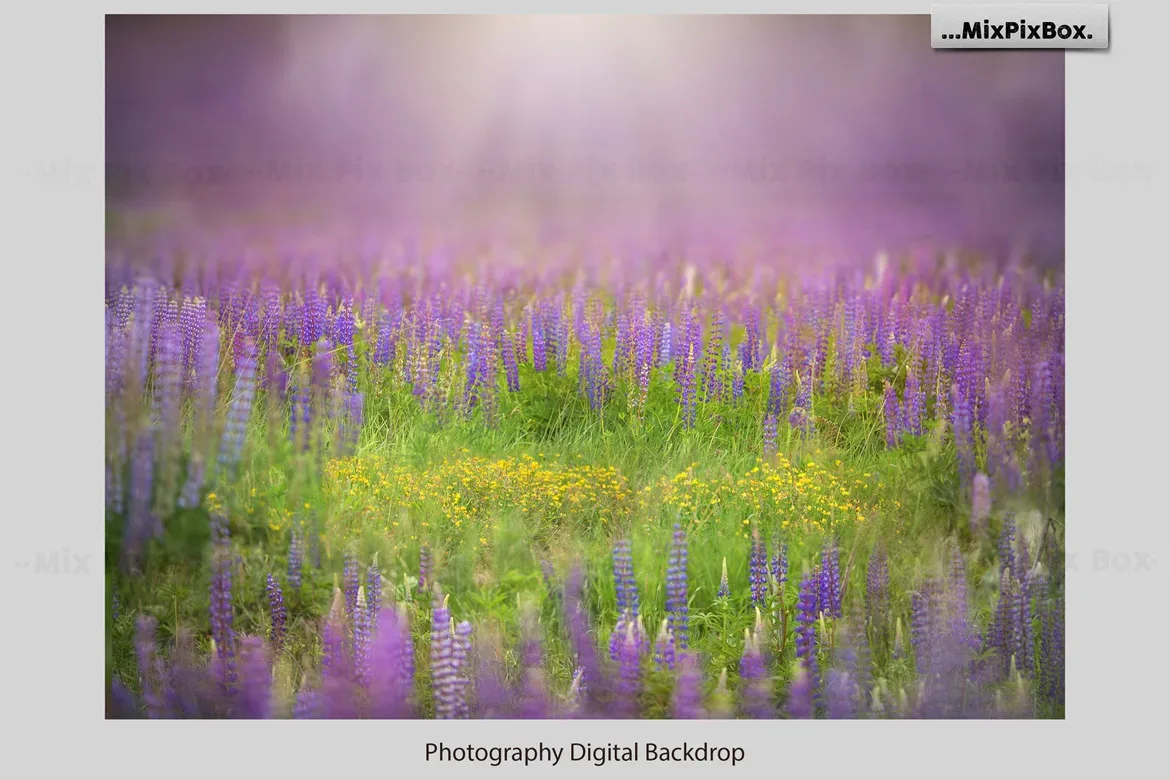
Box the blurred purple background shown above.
[106,15,1064,259]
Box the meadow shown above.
[104,237,1065,719]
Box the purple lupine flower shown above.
[109,676,138,718]
[343,553,360,625]
[789,374,814,438]
[847,623,874,713]
[951,383,975,485]
[266,574,287,654]
[555,300,570,377]
[612,310,631,378]
[609,611,629,663]
[988,568,1021,680]
[615,619,644,718]
[738,629,773,718]
[178,319,220,509]
[292,689,325,720]
[463,320,487,413]
[179,296,207,393]
[418,545,432,591]
[658,320,673,367]
[338,391,364,457]
[301,288,327,347]
[352,586,373,687]
[717,556,730,599]
[233,637,273,719]
[866,543,889,641]
[311,337,335,397]
[372,314,396,366]
[471,642,509,720]
[666,524,689,650]
[945,542,978,656]
[530,306,547,373]
[767,358,791,418]
[430,596,458,719]
[452,620,473,719]
[818,539,843,619]
[677,341,699,429]
[209,545,237,690]
[366,607,414,718]
[911,577,947,679]
[997,515,1018,582]
[287,531,304,590]
[903,366,924,436]
[795,574,820,700]
[825,668,858,719]
[771,540,789,595]
[672,652,705,719]
[289,381,311,452]
[334,297,358,394]
[1016,572,1035,677]
[762,413,778,458]
[612,539,639,619]
[786,659,816,719]
[396,603,416,695]
[366,560,382,630]
[153,325,184,503]
[503,330,521,392]
[148,289,175,372]
[749,534,768,606]
[700,311,725,402]
[581,322,606,412]
[840,292,859,384]
[652,619,676,672]
[986,383,1021,493]
[515,625,550,719]
[1040,592,1064,707]
[321,587,350,682]
[124,427,155,570]
[216,339,258,475]
[259,282,282,347]
[1015,533,1031,586]
[742,305,762,371]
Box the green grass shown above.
[106,346,1064,714]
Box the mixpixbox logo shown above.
[932,4,1110,49]
[1067,549,1158,573]
[11,547,91,575]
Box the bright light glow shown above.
[108,16,1065,254]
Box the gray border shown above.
[4,3,1167,779]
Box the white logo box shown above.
[932,3,1110,49]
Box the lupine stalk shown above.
[266,574,287,654]
[795,574,821,701]
[749,534,768,606]
[666,524,689,650]
[217,339,258,476]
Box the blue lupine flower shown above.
[749,535,768,606]
[795,574,820,702]
[266,573,287,654]
[666,524,689,650]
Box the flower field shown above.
[105,240,1064,719]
